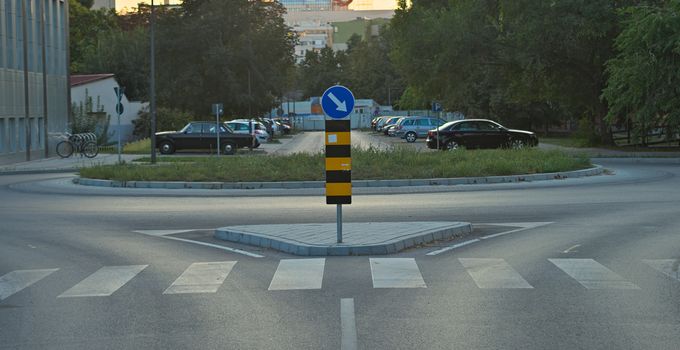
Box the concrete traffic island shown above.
[214,222,472,256]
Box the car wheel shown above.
[159,141,175,155]
[510,139,525,149]
[446,140,460,151]
[405,132,417,143]
[222,142,236,155]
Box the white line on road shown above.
[164,261,237,294]
[426,222,554,256]
[549,258,640,290]
[0,269,59,300]
[459,258,533,289]
[370,258,427,288]
[341,298,358,350]
[134,230,264,258]
[562,244,581,254]
[268,259,325,291]
[643,259,680,282]
[58,265,148,297]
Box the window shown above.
[416,119,429,126]
[403,119,414,126]
[453,122,478,131]
[478,121,500,131]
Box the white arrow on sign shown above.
[328,92,348,112]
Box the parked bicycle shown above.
[56,133,99,158]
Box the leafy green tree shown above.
[155,0,296,116]
[603,1,680,143]
[82,27,150,101]
[296,48,347,98]
[69,0,117,73]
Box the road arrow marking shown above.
[328,92,348,112]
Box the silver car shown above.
[394,116,446,142]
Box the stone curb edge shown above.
[73,165,604,190]
[214,223,472,256]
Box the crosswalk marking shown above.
[164,261,236,294]
[459,258,533,289]
[370,258,427,288]
[58,265,148,297]
[549,259,639,289]
[0,269,59,301]
[268,259,325,291]
[643,259,680,282]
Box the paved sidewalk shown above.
[215,222,472,256]
[0,154,139,174]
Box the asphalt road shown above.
[1,159,679,349]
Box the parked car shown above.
[155,121,257,155]
[226,121,270,144]
[376,116,397,132]
[387,117,406,136]
[393,116,446,142]
[371,117,384,130]
[233,119,274,139]
[381,117,402,135]
[426,119,538,150]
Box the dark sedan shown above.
[426,119,538,150]
[155,121,257,155]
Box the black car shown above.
[155,122,257,155]
[426,119,538,150]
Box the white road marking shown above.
[459,258,533,289]
[164,261,237,294]
[643,259,680,282]
[562,244,581,254]
[426,239,479,256]
[134,230,263,258]
[268,259,325,291]
[370,258,427,288]
[0,269,59,301]
[426,222,554,256]
[58,265,148,297]
[549,259,640,289]
[341,298,358,350]
[133,230,199,236]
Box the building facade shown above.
[0,0,69,164]
[279,0,333,12]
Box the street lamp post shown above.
[149,0,157,164]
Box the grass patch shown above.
[80,148,591,182]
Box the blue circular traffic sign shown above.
[321,85,355,119]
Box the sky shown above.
[115,0,399,12]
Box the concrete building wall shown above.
[0,0,69,164]
[91,0,115,10]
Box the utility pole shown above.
[150,0,157,164]
[21,0,31,161]
[40,0,49,158]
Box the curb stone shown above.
[74,165,604,190]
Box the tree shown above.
[69,0,117,73]
[602,1,680,143]
[155,0,296,116]
[82,27,150,101]
[296,48,347,98]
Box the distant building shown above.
[0,0,70,164]
[291,22,335,62]
[70,74,147,143]
[91,0,116,10]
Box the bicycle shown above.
[56,133,99,158]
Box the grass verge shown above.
[80,148,591,182]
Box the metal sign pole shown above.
[216,108,220,156]
[337,204,343,243]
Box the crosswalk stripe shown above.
[268,259,325,291]
[0,269,59,301]
[164,261,237,294]
[58,265,148,297]
[549,258,639,289]
[370,258,427,288]
[643,259,680,282]
[459,258,533,289]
